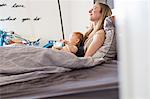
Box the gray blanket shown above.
[0,47,105,86]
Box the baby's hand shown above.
[52,46,62,50]
[60,39,68,44]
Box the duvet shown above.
[0,46,105,85]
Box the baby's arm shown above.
[52,46,63,50]
[62,45,78,54]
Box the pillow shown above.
[92,16,117,61]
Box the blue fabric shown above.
[0,30,40,46]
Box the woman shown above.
[83,2,112,57]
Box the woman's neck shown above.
[86,21,99,41]
[93,21,98,28]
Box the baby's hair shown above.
[73,32,83,47]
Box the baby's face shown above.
[69,34,79,44]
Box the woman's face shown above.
[89,4,101,22]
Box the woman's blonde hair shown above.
[84,2,112,42]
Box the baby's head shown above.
[69,32,83,47]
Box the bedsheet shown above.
[0,60,118,98]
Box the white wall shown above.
[0,0,63,46]
[0,0,93,46]
[61,0,92,39]
[115,0,150,99]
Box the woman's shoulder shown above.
[94,29,105,37]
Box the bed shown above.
[0,59,118,99]
[0,16,118,98]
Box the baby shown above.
[52,32,83,54]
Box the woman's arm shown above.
[84,29,105,57]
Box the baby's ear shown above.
[76,39,80,43]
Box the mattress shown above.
[0,60,118,99]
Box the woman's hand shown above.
[84,29,105,57]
